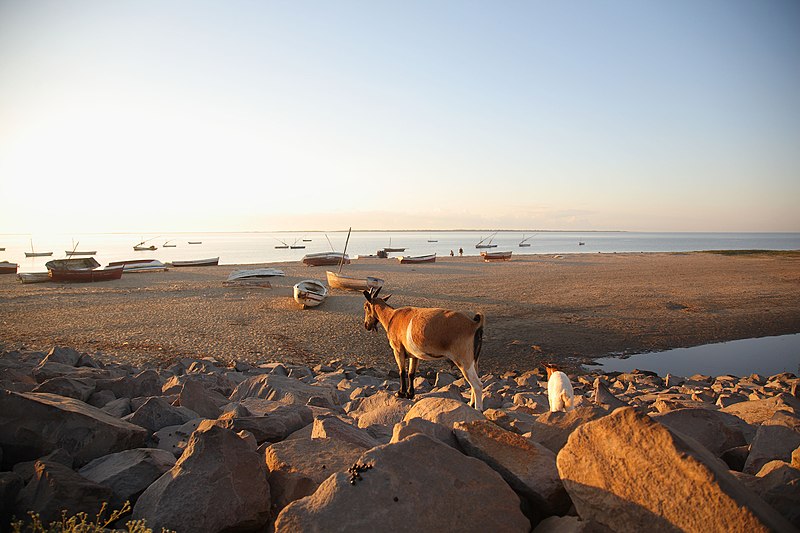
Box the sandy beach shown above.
[1,252,798,374]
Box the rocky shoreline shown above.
[1,345,798,531]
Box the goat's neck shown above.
[373,302,396,330]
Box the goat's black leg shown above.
[407,357,419,399]
[398,369,409,398]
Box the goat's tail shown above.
[473,313,484,364]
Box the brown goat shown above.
[362,287,485,410]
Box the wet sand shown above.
[1,252,799,375]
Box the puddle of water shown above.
[588,333,800,377]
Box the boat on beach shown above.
[302,251,350,267]
[17,272,49,283]
[170,257,220,267]
[49,266,123,282]
[0,261,19,274]
[46,257,101,270]
[107,259,168,272]
[293,279,328,308]
[481,250,513,262]
[398,253,436,264]
[226,268,285,281]
[326,270,384,291]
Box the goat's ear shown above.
[382,294,392,303]
[362,290,371,302]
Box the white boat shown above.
[226,268,285,281]
[17,272,50,283]
[398,253,436,264]
[170,257,219,267]
[326,270,384,291]
[107,259,168,272]
[293,279,328,308]
[302,251,350,267]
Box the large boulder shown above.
[265,437,366,512]
[78,448,176,508]
[402,397,485,428]
[14,460,114,525]
[0,390,148,468]
[31,377,96,402]
[453,420,570,518]
[132,423,270,533]
[94,369,162,399]
[175,378,222,419]
[652,408,749,456]
[123,396,199,433]
[743,411,800,474]
[229,374,339,407]
[721,393,800,426]
[528,406,608,453]
[311,415,380,450]
[274,434,530,532]
[345,391,413,429]
[212,403,312,444]
[556,407,793,533]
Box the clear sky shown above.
[1,1,798,233]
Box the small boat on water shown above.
[65,250,97,256]
[49,266,123,283]
[293,279,328,308]
[578,241,585,246]
[170,257,219,267]
[519,234,534,247]
[475,232,499,249]
[398,253,436,264]
[302,239,312,242]
[0,261,19,274]
[188,241,202,244]
[107,259,168,272]
[302,251,350,267]
[326,270,384,291]
[481,250,513,262]
[163,240,177,248]
[383,237,406,253]
[25,240,53,257]
[17,272,49,283]
[134,244,157,251]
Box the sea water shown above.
[589,333,800,377]
[1,230,798,271]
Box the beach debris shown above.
[347,462,373,485]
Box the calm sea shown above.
[2,231,799,271]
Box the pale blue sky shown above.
[1,1,798,233]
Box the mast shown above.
[338,227,352,274]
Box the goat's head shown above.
[544,363,559,379]
[362,287,391,332]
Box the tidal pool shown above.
[589,333,800,377]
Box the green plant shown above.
[9,501,175,533]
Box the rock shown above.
[484,407,539,435]
[175,378,222,419]
[132,423,270,533]
[721,445,751,472]
[213,403,312,444]
[434,371,456,388]
[716,393,748,408]
[592,378,628,410]
[0,471,24,526]
[744,411,800,474]
[14,460,114,525]
[95,369,162,399]
[533,516,611,532]
[78,448,176,508]
[274,434,530,532]
[529,406,608,454]
[87,389,116,408]
[163,372,237,397]
[31,376,96,402]
[12,448,74,482]
[652,408,749,456]
[41,346,82,366]
[513,392,549,412]
[345,391,413,430]
[390,417,461,449]
[32,362,110,384]
[556,407,793,533]
[721,393,800,426]
[311,415,379,449]
[265,437,366,512]
[454,420,570,518]
[123,396,199,433]
[751,461,800,528]
[101,397,132,418]
[793,445,800,469]
[402,397,485,429]
[0,390,148,468]
[152,419,204,457]
[230,373,340,407]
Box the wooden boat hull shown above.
[171,257,219,267]
[326,271,384,291]
[25,252,53,257]
[518,244,531,247]
[133,245,157,251]
[481,251,513,262]
[17,272,49,283]
[475,244,498,249]
[46,258,101,270]
[383,247,406,253]
[293,280,328,307]
[108,259,168,272]
[398,254,436,264]
[226,268,285,281]
[49,266,123,282]
[65,251,97,256]
[302,252,350,267]
[0,262,19,274]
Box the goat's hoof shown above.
[395,391,408,399]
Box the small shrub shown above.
[10,501,175,533]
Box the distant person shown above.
[450,249,454,257]
[458,247,463,256]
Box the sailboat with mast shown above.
[327,227,384,291]
[25,239,53,257]
[133,237,158,251]
[382,237,406,253]
[475,232,499,249]
[518,234,535,247]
